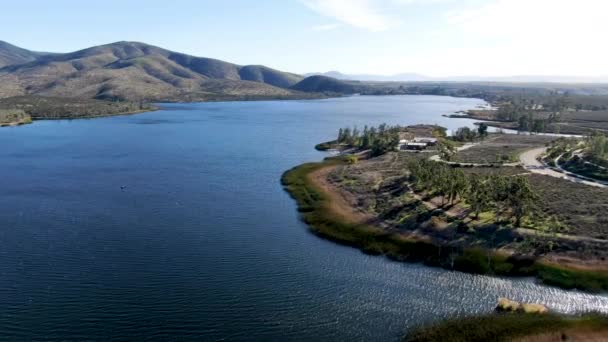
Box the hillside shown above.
[0,41,53,68]
[0,41,309,102]
[291,75,364,93]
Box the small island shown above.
[283,123,608,292]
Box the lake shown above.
[0,95,606,341]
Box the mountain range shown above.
[2,40,606,104]
[306,71,608,84]
[0,41,320,102]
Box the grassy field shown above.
[452,134,555,164]
[404,313,608,342]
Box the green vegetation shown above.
[528,173,608,239]
[543,132,608,182]
[536,263,608,292]
[282,153,608,292]
[0,95,156,120]
[404,313,608,342]
[408,159,537,226]
[281,158,388,248]
[587,131,608,162]
[0,108,32,126]
[451,124,488,142]
[336,124,401,156]
[320,123,448,155]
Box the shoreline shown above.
[0,117,33,127]
[1,93,485,127]
[446,111,608,136]
[404,311,608,342]
[282,156,608,293]
[0,107,160,127]
[31,106,160,121]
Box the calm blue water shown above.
[0,95,606,341]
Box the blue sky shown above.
[1,0,606,77]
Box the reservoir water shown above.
[0,95,606,341]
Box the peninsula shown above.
[283,123,608,292]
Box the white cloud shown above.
[437,0,608,76]
[311,23,342,31]
[299,0,608,77]
[301,0,395,31]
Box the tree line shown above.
[407,159,538,226]
[452,123,488,142]
[336,123,401,156]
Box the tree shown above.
[447,169,468,205]
[477,123,488,138]
[337,128,345,142]
[453,126,476,142]
[587,131,608,160]
[506,176,538,227]
[437,139,456,161]
[518,115,529,132]
[532,119,546,134]
[464,176,491,219]
[487,175,509,221]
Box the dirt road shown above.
[520,147,607,188]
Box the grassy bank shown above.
[403,312,608,342]
[0,109,32,127]
[281,158,608,292]
[314,141,336,151]
[0,95,157,120]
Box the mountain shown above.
[0,41,307,101]
[305,71,431,82]
[0,41,54,68]
[307,70,608,84]
[291,75,364,93]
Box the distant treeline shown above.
[0,95,155,119]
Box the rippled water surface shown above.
[0,96,606,341]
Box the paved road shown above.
[520,147,607,188]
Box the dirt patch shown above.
[307,165,375,225]
[453,134,556,164]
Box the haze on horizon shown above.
[2,0,606,79]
